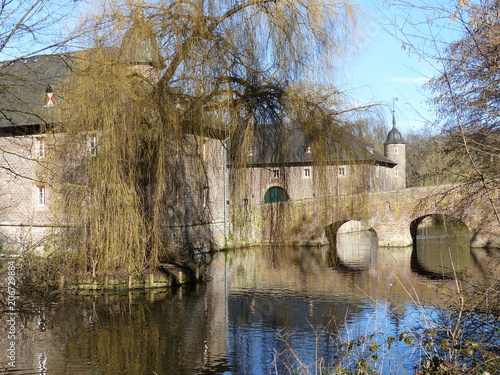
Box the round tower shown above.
[120,19,164,82]
[384,111,406,189]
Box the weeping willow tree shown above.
[45,0,374,276]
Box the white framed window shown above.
[338,166,346,177]
[243,198,249,205]
[88,135,98,157]
[37,186,46,206]
[272,169,280,179]
[375,165,380,179]
[303,168,311,179]
[394,147,399,154]
[35,137,45,159]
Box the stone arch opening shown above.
[325,220,378,269]
[410,214,469,242]
[410,214,470,278]
[263,186,289,203]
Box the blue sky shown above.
[1,0,459,136]
[343,0,447,135]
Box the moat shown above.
[0,224,498,374]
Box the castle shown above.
[230,119,405,207]
[0,22,406,253]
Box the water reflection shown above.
[326,221,378,270]
[0,240,498,375]
[336,221,377,269]
[412,215,470,278]
[0,285,228,375]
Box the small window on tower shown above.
[303,168,311,179]
[202,186,209,207]
[394,147,398,154]
[272,169,280,179]
[37,186,46,206]
[35,137,45,159]
[338,166,346,177]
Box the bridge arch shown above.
[410,214,471,278]
[410,214,470,243]
[325,220,350,246]
[325,220,378,269]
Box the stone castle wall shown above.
[229,184,499,248]
[0,132,227,252]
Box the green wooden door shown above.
[264,187,289,203]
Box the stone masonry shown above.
[229,183,500,249]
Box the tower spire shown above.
[392,97,398,128]
[385,98,404,145]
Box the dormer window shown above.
[248,149,254,157]
[305,146,312,153]
[44,85,55,107]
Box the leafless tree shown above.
[0,0,82,58]
[385,0,499,222]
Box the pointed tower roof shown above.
[384,111,404,144]
[120,19,164,69]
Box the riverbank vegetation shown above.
[273,267,499,374]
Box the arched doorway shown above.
[264,186,289,203]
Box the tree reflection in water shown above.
[0,240,498,374]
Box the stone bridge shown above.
[229,183,499,248]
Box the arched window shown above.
[264,187,289,203]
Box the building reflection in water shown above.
[0,231,498,374]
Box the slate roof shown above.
[0,51,231,142]
[384,114,405,145]
[229,124,397,167]
[0,19,164,133]
[385,126,404,145]
[0,54,73,131]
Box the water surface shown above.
[0,235,498,374]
